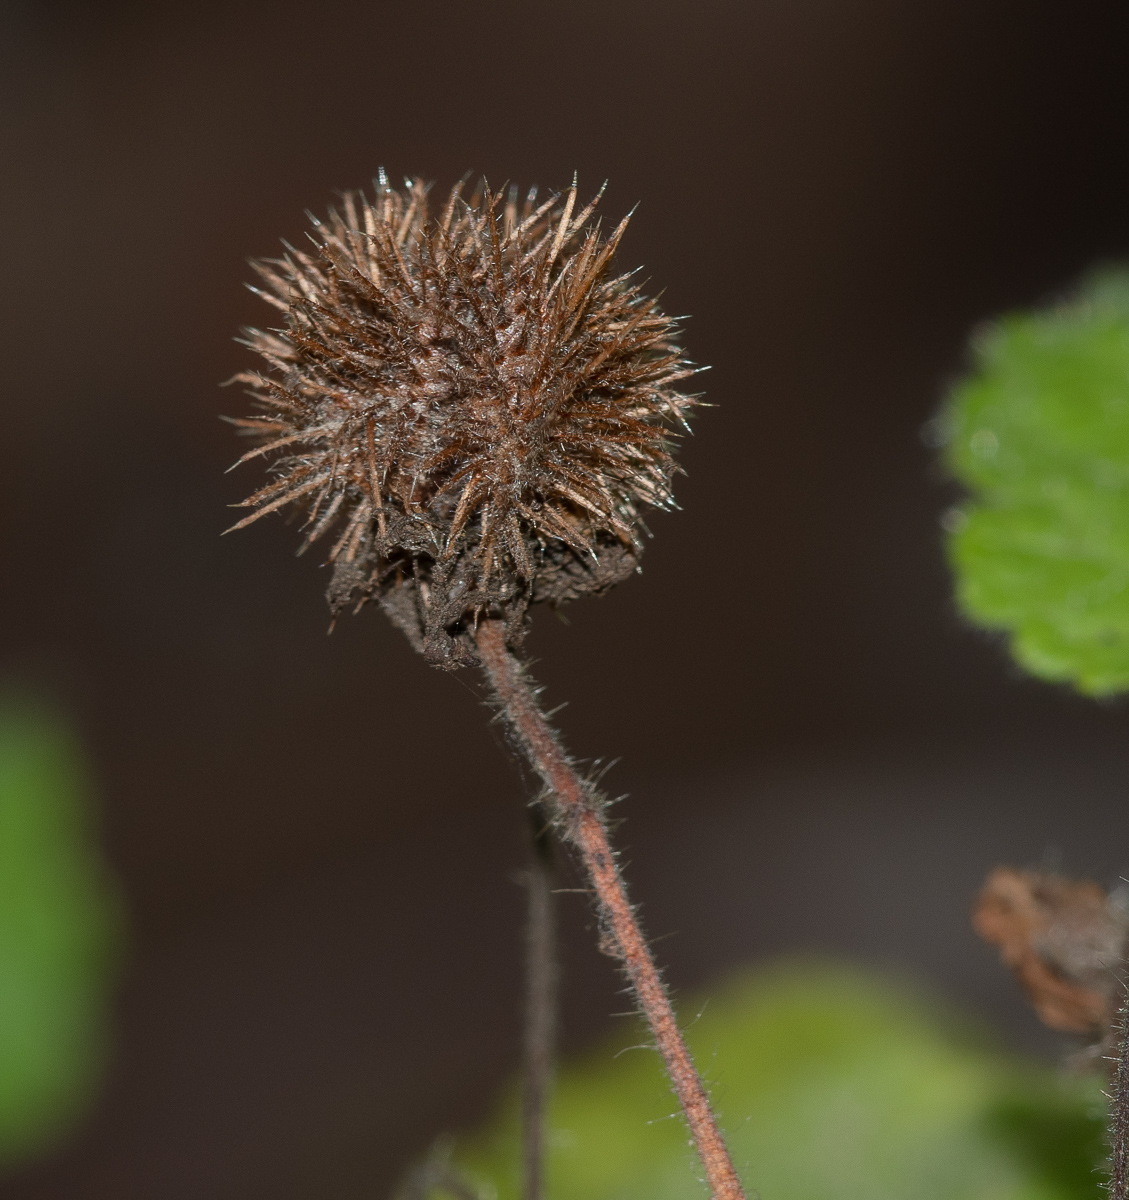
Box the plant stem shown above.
[522,817,556,1200]
[475,619,747,1200]
[1110,989,1129,1199]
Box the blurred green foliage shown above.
[443,964,1105,1200]
[0,695,121,1167]
[941,269,1129,693]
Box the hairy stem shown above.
[1110,988,1129,1199]
[475,619,746,1200]
[522,818,557,1200]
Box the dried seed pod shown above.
[227,174,698,667]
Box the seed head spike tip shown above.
[229,176,700,667]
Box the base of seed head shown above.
[328,528,640,668]
[228,173,697,668]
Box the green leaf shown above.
[941,268,1129,694]
[0,694,123,1167]
[448,963,1106,1200]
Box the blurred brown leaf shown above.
[973,866,1128,1036]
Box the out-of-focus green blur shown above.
[445,964,1105,1200]
[941,268,1129,696]
[0,694,121,1168]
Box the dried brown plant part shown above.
[973,866,1128,1036]
[228,174,722,1195]
[227,173,698,667]
[974,867,1129,1196]
[475,619,747,1200]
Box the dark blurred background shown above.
[3,0,1129,1195]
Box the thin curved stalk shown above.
[475,619,746,1200]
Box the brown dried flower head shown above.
[227,173,698,667]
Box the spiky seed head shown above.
[227,174,699,667]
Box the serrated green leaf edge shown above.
[941,268,1129,694]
